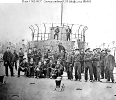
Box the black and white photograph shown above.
[0,0,116,100]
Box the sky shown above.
[0,0,116,49]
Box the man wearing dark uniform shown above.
[92,48,101,82]
[53,51,58,64]
[12,50,18,71]
[69,50,75,80]
[28,58,35,77]
[58,43,65,53]
[100,49,106,79]
[104,49,115,83]
[66,26,71,41]
[74,49,81,81]
[84,48,93,82]
[47,59,56,78]
[55,60,64,78]
[18,58,28,77]
[42,60,48,78]
[66,52,72,79]
[27,48,33,63]
[54,26,60,40]
[44,50,48,59]
[19,48,24,64]
[58,50,65,71]
[36,49,42,64]
[80,49,85,73]
[3,47,14,77]
[32,47,38,65]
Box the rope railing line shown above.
[29,23,87,42]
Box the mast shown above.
[61,2,63,26]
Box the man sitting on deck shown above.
[18,58,28,77]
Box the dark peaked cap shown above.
[93,48,96,51]
[85,48,90,52]
[75,48,80,50]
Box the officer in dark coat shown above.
[104,49,115,83]
[54,26,60,40]
[3,47,14,76]
[19,48,24,64]
[84,48,93,82]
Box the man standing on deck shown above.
[84,48,93,82]
[32,47,38,65]
[54,26,60,40]
[104,49,115,83]
[66,26,71,41]
[19,48,24,65]
[100,49,106,79]
[3,47,14,77]
[92,48,101,82]
[74,48,82,81]
[80,48,84,73]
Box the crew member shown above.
[84,48,93,82]
[92,48,101,82]
[54,26,60,40]
[32,47,38,65]
[104,49,115,83]
[27,48,33,63]
[12,49,18,71]
[74,49,81,81]
[66,26,71,41]
[3,47,14,77]
[19,48,24,64]
[18,58,28,77]
[58,42,65,53]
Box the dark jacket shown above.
[19,51,24,58]
[58,45,65,53]
[3,51,13,65]
[29,62,35,68]
[104,54,115,71]
[84,52,93,62]
[92,53,101,67]
[66,28,71,36]
[27,53,33,62]
[55,28,60,34]
[19,62,28,68]
[37,52,42,60]
[74,54,81,62]
[32,51,38,58]
[13,52,18,62]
